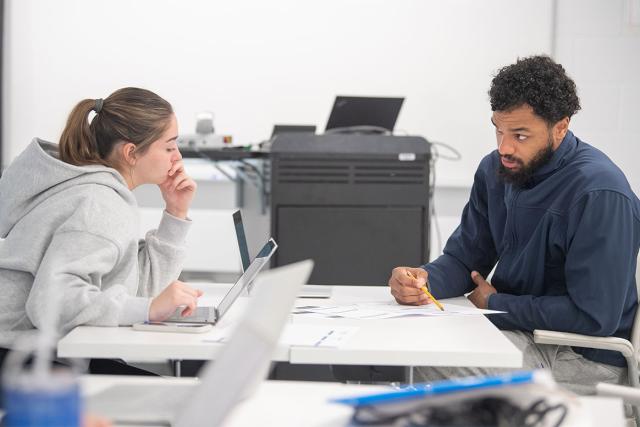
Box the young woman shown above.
[0,87,202,366]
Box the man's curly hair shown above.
[489,55,581,124]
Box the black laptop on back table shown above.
[325,96,404,133]
[271,124,316,137]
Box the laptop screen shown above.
[271,124,316,137]
[233,210,251,272]
[325,96,404,132]
[87,261,314,427]
[215,238,278,321]
[174,260,313,427]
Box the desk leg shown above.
[173,360,182,377]
[407,366,414,385]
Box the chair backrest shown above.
[630,252,640,361]
[637,252,640,293]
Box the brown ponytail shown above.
[58,87,173,167]
[59,99,104,166]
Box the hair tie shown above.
[93,98,104,113]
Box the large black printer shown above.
[270,133,431,286]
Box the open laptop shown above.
[87,260,314,427]
[233,209,251,273]
[325,95,404,133]
[233,210,331,298]
[165,237,277,324]
[271,124,316,137]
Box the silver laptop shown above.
[87,260,314,427]
[233,209,331,298]
[165,238,277,324]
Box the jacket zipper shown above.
[510,190,520,247]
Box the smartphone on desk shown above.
[132,321,213,334]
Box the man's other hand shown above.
[467,271,497,309]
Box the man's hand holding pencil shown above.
[388,267,444,310]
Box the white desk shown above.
[59,284,522,372]
[80,375,626,427]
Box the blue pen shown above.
[331,370,537,407]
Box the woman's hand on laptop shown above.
[149,281,204,321]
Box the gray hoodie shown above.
[0,138,191,346]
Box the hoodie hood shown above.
[0,138,135,238]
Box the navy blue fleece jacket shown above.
[424,131,640,367]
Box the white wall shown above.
[138,207,242,273]
[554,0,640,193]
[3,0,639,270]
[2,0,553,188]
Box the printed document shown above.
[293,301,504,320]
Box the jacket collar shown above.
[529,130,578,186]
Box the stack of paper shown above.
[293,301,504,320]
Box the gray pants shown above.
[415,330,627,395]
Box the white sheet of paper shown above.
[279,324,359,347]
[202,324,358,348]
[293,301,504,319]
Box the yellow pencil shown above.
[406,270,444,311]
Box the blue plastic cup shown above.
[2,372,81,427]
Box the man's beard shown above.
[497,138,555,188]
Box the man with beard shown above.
[388,55,640,392]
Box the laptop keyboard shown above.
[87,383,196,424]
